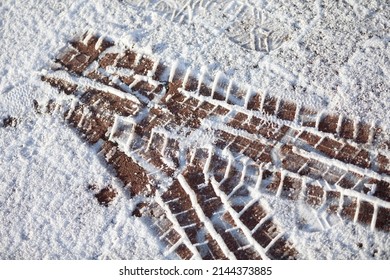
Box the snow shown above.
[46,69,141,104]
[154,189,201,259]
[209,176,270,260]
[178,174,237,260]
[1,0,389,259]
[0,116,167,259]
[267,195,390,260]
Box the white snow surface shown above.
[0,0,389,259]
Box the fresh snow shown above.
[0,116,168,259]
[0,0,389,259]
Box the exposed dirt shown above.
[95,187,118,207]
[2,116,18,128]
[42,33,390,260]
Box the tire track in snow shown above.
[40,33,390,259]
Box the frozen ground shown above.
[0,0,389,259]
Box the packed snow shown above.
[0,0,389,259]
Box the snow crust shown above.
[0,0,389,259]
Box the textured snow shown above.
[0,0,389,259]
[0,116,168,259]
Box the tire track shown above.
[41,33,390,259]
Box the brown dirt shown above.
[2,116,18,128]
[41,33,390,260]
[94,186,118,206]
